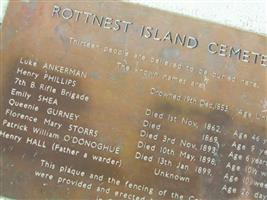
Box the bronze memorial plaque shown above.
[0,1,266,200]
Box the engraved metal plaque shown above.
[0,1,266,200]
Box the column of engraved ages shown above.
[0,57,125,195]
[221,130,267,199]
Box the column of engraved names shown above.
[13,57,89,156]
[0,57,123,194]
[1,58,39,148]
[0,57,91,158]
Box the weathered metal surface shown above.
[0,1,266,200]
